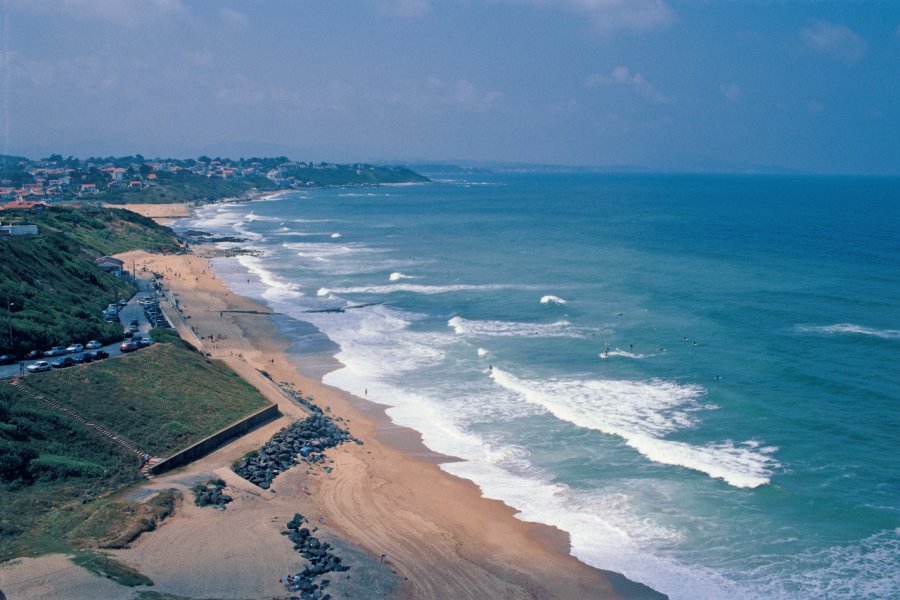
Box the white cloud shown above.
[801,20,867,63]
[719,83,741,104]
[586,66,672,104]
[219,7,248,29]
[450,80,504,112]
[519,0,674,34]
[368,77,503,113]
[8,0,186,26]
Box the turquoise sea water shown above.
[178,173,900,599]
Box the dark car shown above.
[0,354,16,365]
[82,349,110,363]
[25,350,43,360]
[44,346,67,357]
[51,356,78,369]
[119,341,139,353]
[129,320,140,327]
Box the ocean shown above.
[176,172,900,599]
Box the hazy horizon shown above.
[4,1,900,175]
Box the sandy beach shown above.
[2,206,663,600]
[103,203,193,225]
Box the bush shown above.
[28,455,107,480]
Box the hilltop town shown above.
[0,154,428,206]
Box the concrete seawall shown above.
[149,403,281,475]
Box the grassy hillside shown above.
[97,171,279,204]
[0,206,180,355]
[24,341,270,456]
[0,383,144,560]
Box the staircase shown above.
[5,379,156,477]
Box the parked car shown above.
[83,349,110,362]
[66,343,84,353]
[119,341,139,353]
[85,340,103,350]
[0,354,16,365]
[118,299,128,307]
[25,350,43,360]
[27,360,51,373]
[44,346,66,357]
[137,337,155,347]
[51,356,78,368]
[129,320,140,327]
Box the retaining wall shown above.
[149,403,280,475]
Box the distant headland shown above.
[0,154,430,205]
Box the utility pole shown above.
[6,298,13,350]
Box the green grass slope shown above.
[23,342,270,456]
[0,384,143,560]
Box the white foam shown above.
[794,323,900,340]
[330,232,342,238]
[244,212,278,222]
[540,294,567,305]
[477,348,489,357]
[389,272,414,281]
[601,349,655,359]
[489,368,778,488]
[236,255,303,301]
[448,316,597,339]
[326,283,536,296]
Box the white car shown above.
[27,360,51,373]
[66,343,84,353]
[85,340,103,349]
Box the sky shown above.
[2,0,899,174]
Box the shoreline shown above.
[2,202,665,599]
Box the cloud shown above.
[719,83,741,104]
[368,77,503,113]
[449,80,504,112]
[8,0,186,26]
[219,7,248,29]
[586,66,672,103]
[519,0,674,34]
[801,20,867,63]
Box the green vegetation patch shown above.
[72,551,154,587]
[97,171,278,204]
[0,384,143,561]
[24,342,270,456]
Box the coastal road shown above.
[0,278,158,380]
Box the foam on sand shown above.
[489,367,778,488]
